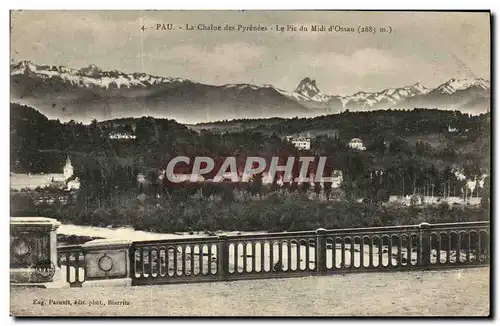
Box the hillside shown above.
[11,103,490,177]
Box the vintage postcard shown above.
[9,10,490,317]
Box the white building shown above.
[109,131,136,139]
[348,138,366,151]
[63,156,74,180]
[388,195,481,206]
[10,156,80,191]
[448,125,458,133]
[286,135,311,150]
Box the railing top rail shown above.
[325,224,419,234]
[429,221,490,228]
[324,221,490,234]
[57,245,83,252]
[226,230,316,241]
[132,236,219,246]
[123,221,491,247]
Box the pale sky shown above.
[10,10,490,95]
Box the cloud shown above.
[158,42,267,78]
[305,48,404,77]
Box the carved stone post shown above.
[10,217,62,287]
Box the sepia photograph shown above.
[8,9,491,317]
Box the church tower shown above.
[63,156,74,180]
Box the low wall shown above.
[54,220,490,287]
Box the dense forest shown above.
[10,103,491,232]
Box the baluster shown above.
[243,242,247,274]
[198,245,203,276]
[359,237,365,268]
[260,241,265,273]
[287,240,292,271]
[208,244,213,275]
[173,246,178,277]
[351,237,356,269]
[234,242,239,274]
[270,241,275,271]
[465,232,471,264]
[311,239,316,271]
[474,233,481,265]
[252,242,256,273]
[65,253,70,283]
[74,253,80,283]
[129,247,136,279]
[179,245,186,276]
[166,247,171,276]
[341,238,346,268]
[148,247,153,278]
[437,234,442,265]
[369,237,374,268]
[378,238,383,268]
[278,240,283,272]
[397,236,402,267]
[158,247,165,277]
[331,238,336,270]
[406,235,412,266]
[447,233,452,264]
[305,240,310,271]
[483,231,490,263]
[190,245,195,276]
[387,236,392,268]
[297,240,302,271]
[139,248,144,278]
[458,232,464,264]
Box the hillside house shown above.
[348,138,366,151]
[109,131,136,139]
[286,135,311,150]
[388,195,481,206]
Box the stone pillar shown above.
[315,228,327,274]
[217,235,229,281]
[81,239,132,287]
[10,217,62,286]
[419,222,431,266]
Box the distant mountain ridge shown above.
[10,60,490,123]
[283,76,489,113]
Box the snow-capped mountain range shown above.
[10,60,490,123]
[11,60,190,89]
[283,75,489,111]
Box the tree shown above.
[250,172,264,196]
[300,178,311,194]
[368,136,386,156]
[323,180,333,200]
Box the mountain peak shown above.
[289,78,332,103]
[409,82,429,94]
[295,77,320,96]
[436,77,490,94]
[11,60,36,72]
[79,64,103,76]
